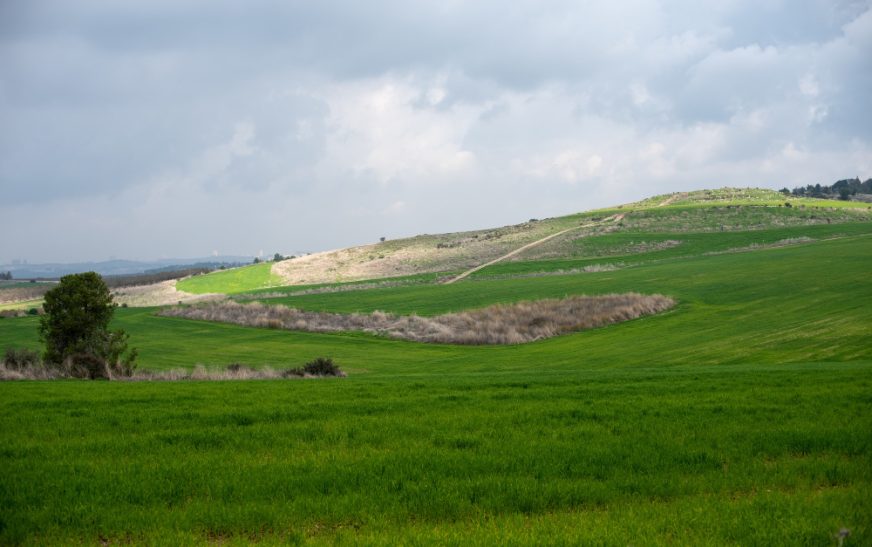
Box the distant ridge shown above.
[0,256,253,280]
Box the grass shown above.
[0,362,869,544]
[2,234,871,372]
[0,299,43,312]
[176,262,283,295]
[1,196,871,544]
[474,221,872,277]
[236,271,455,299]
[633,187,872,210]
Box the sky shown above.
[2,0,871,263]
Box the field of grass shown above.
[176,262,283,295]
[475,221,872,277]
[1,195,871,544]
[1,362,869,544]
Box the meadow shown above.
[1,198,871,544]
[1,362,869,545]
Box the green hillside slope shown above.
[176,261,283,294]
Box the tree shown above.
[839,187,852,200]
[253,257,261,264]
[273,253,284,262]
[39,272,137,377]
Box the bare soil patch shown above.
[159,294,674,345]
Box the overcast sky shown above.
[2,0,871,263]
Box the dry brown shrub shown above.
[160,294,674,345]
[1,361,345,381]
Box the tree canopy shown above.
[39,272,136,377]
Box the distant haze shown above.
[2,1,871,263]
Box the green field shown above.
[176,262,283,295]
[1,198,871,544]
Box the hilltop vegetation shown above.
[1,187,871,544]
[783,176,872,200]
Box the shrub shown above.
[302,357,343,377]
[27,307,39,315]
[3,348,40,371]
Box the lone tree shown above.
[39,272,137,378]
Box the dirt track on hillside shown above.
[443,214,624,284]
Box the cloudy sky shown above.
[2,0,871,263]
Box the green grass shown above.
[2,205,872,544]
[176,262,283,295]
[3,234,871,372]
[236,271,455,299]
[473,221,872,277]
[1,362,869,545]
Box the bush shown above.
[3,348,40,371]
[302,357,343,377]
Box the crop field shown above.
[176,262,284,295]
[1,197,871,544]
[1,362,869,545]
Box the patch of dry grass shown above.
[0,284,52,304]
[112,280,225,307]
[159,294,675,345]
[0,362,345,381]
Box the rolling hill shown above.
[170,187,872,295]
[1,187,871,545]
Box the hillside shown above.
[183,187,871,291]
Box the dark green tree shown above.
[39,272,137,377]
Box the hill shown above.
[1,186,871,544]
[175,187,871,294]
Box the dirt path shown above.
[443,214,624,284]
[657,192,687,207]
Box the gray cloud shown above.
[1,0,871,263]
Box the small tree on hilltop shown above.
[39,272,137,378]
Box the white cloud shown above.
[320,76,478,185]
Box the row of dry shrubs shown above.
[0,348,344,381]
[160,293,675,345]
